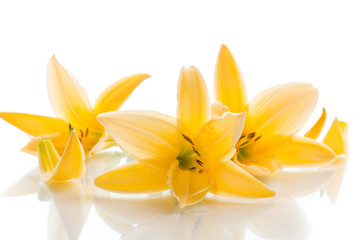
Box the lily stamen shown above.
[80,129,84,138]
[192,146,201,156]
[181,133,194,145]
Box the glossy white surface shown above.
[0,1,359,239]
[0,152,357,240]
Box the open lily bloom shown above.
[214,45,336,176]
[95,66,275,207]
[0,56,149,156]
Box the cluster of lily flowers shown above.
[0,45,348,208]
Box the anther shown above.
[181,134,194,145]
[68,123,72,131]
[199,169,203,173]
[247,132,256,140]
[239,140,249,147]
[192,146,201,156]
[240,135,246,140]
[254,135,262,142]
[80,129,84,138]
[85,128,89,137]
[196,159,203,166]
[189,167,197,171]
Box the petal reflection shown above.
[46,181,91,240]
[94,194,272,240]
[259,167,336,198]
[1,168,40,197]
[248,198,312,240]
[325,155,348,203]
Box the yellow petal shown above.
[38,130,86,182]
[0,112,69,137]
[275,136,336,167]
[38,140,60,181]
[194,112,245,169]
[94,74,150,114]
[215,44,248,113]
[167,161,211,208]
[47,56,102,130]
[235,155,283,176]
[245,83,318,150]
[323,118,349,155]
[177,66,211,137]
[210,161,275,198]
[22,135,68,156]
[211,102,230,118]
[97,110,183,171]
[94,162,169,193]
[304,108,327,139]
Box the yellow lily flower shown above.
[95,66,275,207]
[0,56,149,156]
[215,45,336,176]
[38,129,85,182]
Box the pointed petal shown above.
[246,83,318,150]
[94,162,169,193]
[210,161,275,198]
[211,102,230,118]
[50,130,86,181]
[0,112,69,137]
[38,130,85,182]
[38,140,61,181]
[323,118,348,155]
[94,74,150,114]
[215,44,248,113]
[47,56,102,130]
[22,134,68,156]
[304,108,327,139]
[97,110,183,171]
[194,112,245,169]
[235,155,283,176]
[177,66,211,137]
[167,161,211,207]
[275,136,336,167]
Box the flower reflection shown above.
[94,156,347,240]
[0,153,348,240]
[0,150,125,240]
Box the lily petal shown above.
[97,110,183,171]
[47,56,101,130]
[38,130,85,182]
[304,108,327,139]
[94,74,150,114]
[246,83,318,150]
[0,112,69,137]
[211,102,230,118]
[167,161,211,208]
[275,136,336,167]
[194,112,245,169]
[94,162,169,193]
[177,66,211,137]
[235,155,283,176]
[22,134,68,156]
[323,118,349,155]
[215,44,248,113]
[210,161,275,198]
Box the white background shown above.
[0,1,359,239]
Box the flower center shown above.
[234,131,262,162]
[176,134,204,173]
[69,123,90,143]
